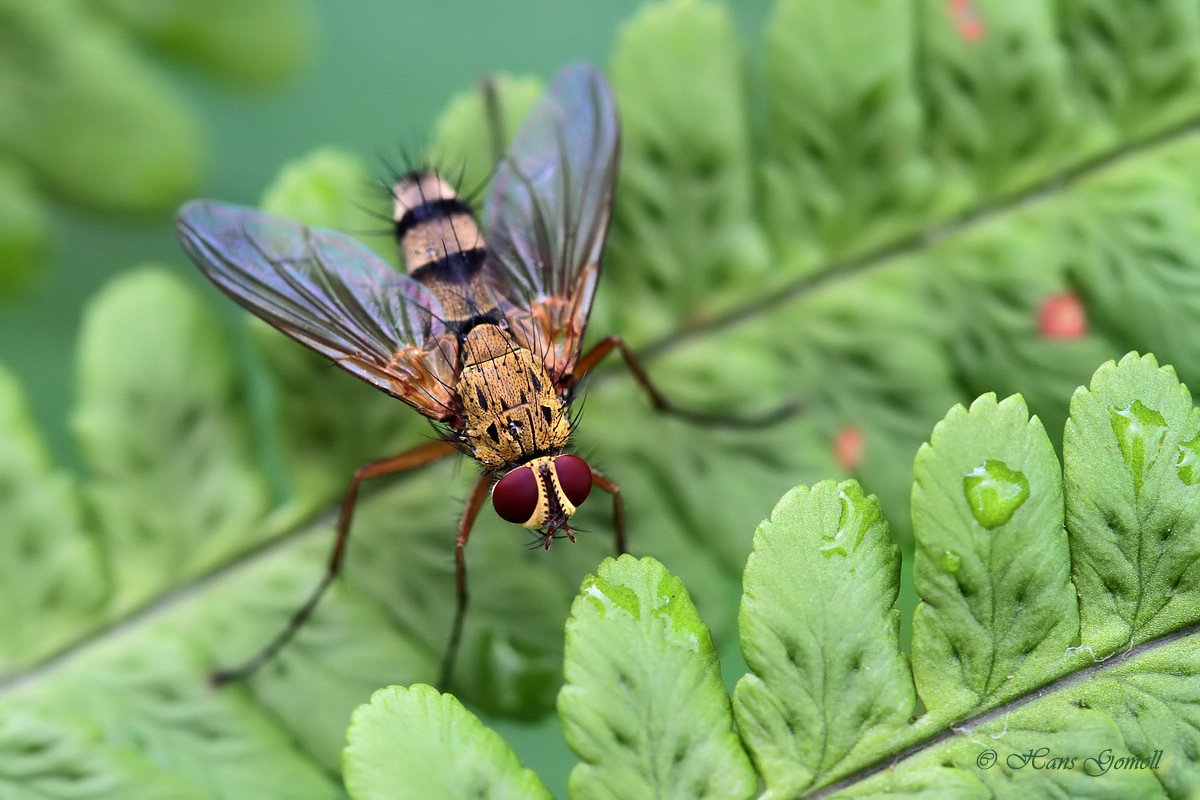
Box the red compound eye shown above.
[493,466,539,524]
[554,455,592,507]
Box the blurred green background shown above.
[0,0,778,467]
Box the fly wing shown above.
[483,62,619,385]
[176,201,460,420]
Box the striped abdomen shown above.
[392,172,494,327]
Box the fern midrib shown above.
[802,622,1200,798]
[0,498,344,695]
[634,114,1200,366]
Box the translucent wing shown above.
[483,62,620,384]
[176,201,460,420]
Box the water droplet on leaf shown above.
[1176,433,1200,486]
[941,549,962,572]
[820,484,881,557]
[1109,401,1167,495]
[962,460,1029,529]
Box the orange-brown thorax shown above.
[458,324,571,468]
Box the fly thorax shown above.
[459,325,570,466]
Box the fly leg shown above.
[572,335,801,427]
[437,472,493,691]
[589,466,626,555]
[211,438,459,686]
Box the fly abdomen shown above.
[408,247,488,297]
[393,171,496,326]
[392,172,484,273]
[394,196,474,240]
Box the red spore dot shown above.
[1038,292,1087,340]
[949,0,985,42]
[834,426,866,472]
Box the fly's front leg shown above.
[437,472,492,691]
[573,335,801,427]
[589,466,626,555]
[211,438,459,686]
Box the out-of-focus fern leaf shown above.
[72,269,271,614]
[95,0,312,87]
[917,0,1083,208]
[761,0,932,271]
[0,160,47,295]
[427,77,544,205]
[27,637,340,798]
[0,367,105,670]
[0,0,311,293]
[0,709,211,800]
[1055,0,1200,142]
[601,0,769,341]
[0,2,201,215]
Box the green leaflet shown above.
[1064,353,1200,654]
[344,685,552,800]
[559,556,755,800]
[911,393,1077,718]
[732,483,911,796]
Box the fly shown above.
[176,63,794,689]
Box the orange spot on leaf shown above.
[834,426,866,472]
[948,0,986,42]
[1038,292,1087,339]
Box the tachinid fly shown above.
[176,63,792,689]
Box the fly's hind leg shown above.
[211,438,459,686]
[572,335,801,428]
